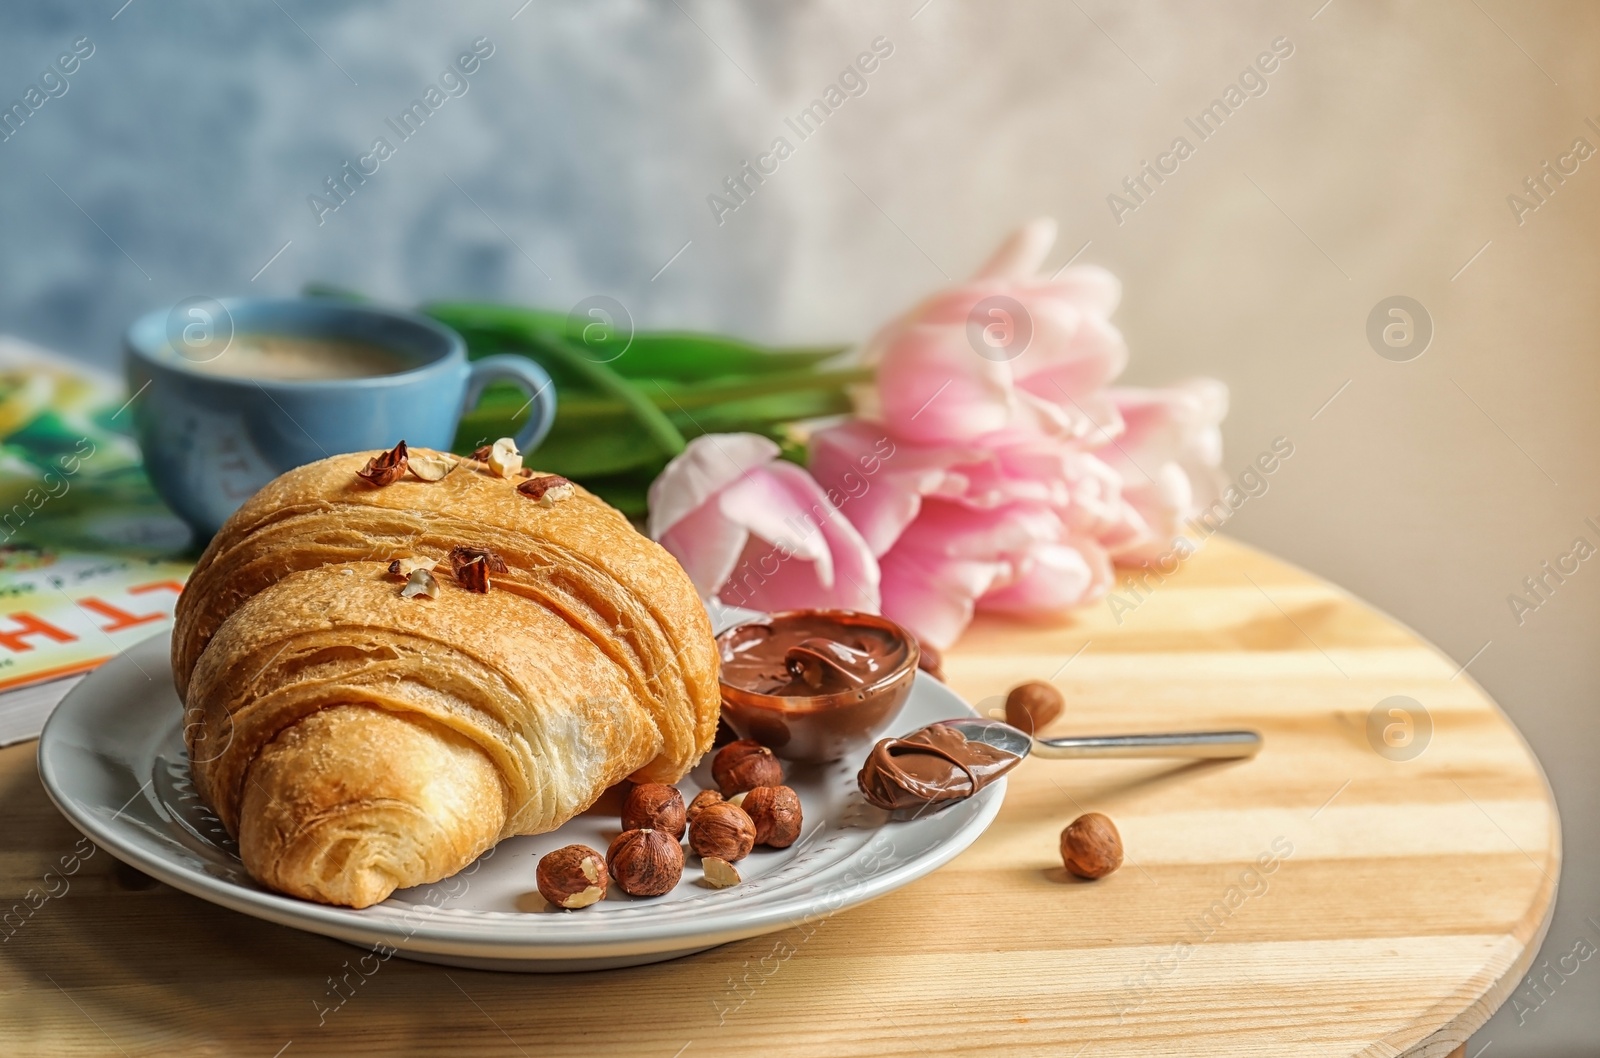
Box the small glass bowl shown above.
[715,609,920,763]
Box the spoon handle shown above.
[1032,730,1262,760]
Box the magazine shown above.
[0,336,194,746]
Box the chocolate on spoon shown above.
[858,719,1261,812]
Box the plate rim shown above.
[37,629,1004,961]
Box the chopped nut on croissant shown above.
[454,558,489,594]
[399,568,438,599]
[486,437,522,479]
[449,545,507,575]
[449,546,506,591]
[409,454,455,481]
[517,474,574,507]
[356,441,408,487]
[387,557,436,579]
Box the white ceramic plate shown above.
[37,624,1003,971]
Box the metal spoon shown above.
[934,718,1262,761]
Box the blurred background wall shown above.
[0,0,1594,1051]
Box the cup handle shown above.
[462,355,558,453]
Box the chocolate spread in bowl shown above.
[716,610,918,762]
[718,612,906,696]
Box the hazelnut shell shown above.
[687,789,725,825]
[742,785,803,848]
[535,844,609,909]
[689,801,757,862]
[712,739,784,796]
[1005,680,1065,735]
[606,829,684,897]
[1060,812,1123,880]
[622,783,687,838]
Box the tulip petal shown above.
[896,499,1062,561]
[980,540,1113,615]
[808,423,970,555]
[876,322,1017,445]
[1036,264,1122,318]
[716,464,881,613]
[1014,311,1130,411]
[971,218,1058,281]
[647,432,780,539]
[716,463,833,573]
[657,495,750,599]
[880,545,1007,650]
[1093,379,1229,563]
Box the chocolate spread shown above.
[719,613,907,697]
[857,723,1021,811]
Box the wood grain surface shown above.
[0,536,1557,1057]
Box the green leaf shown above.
[426,309,688,457]
[672,390,857,433]
[425,301,847,383]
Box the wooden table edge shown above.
[1217,539,1563,1057]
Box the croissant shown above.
[172,447,720,908]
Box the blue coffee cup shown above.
[124,297,556,539]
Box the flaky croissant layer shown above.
[173,448,719,908]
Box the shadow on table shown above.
[1070,757,1249,804]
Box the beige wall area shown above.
[749,2,1597,1051]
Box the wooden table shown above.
[0,537,1557,1057]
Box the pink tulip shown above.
[808,419,1140,649]
[866,218,1130,447]
[647,433,880,614]
[800,219,1192,649]
[1090,379,1228,563]
[643,218,1229,654]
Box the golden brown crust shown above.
[239,706,507,909]
[173,449,720,907]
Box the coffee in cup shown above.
[175,334,415,381]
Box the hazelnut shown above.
[712,740,783,796]
[535,844,609,909]
[701,856,741,889]
[1005,680,1064,735]
[687,789,724,825]
[622,783,686,839]
[742,785,803,848]
[689,801,756,862]
[606,829,684,897]
[916,639,945,681]
[1060,812,1123,880]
